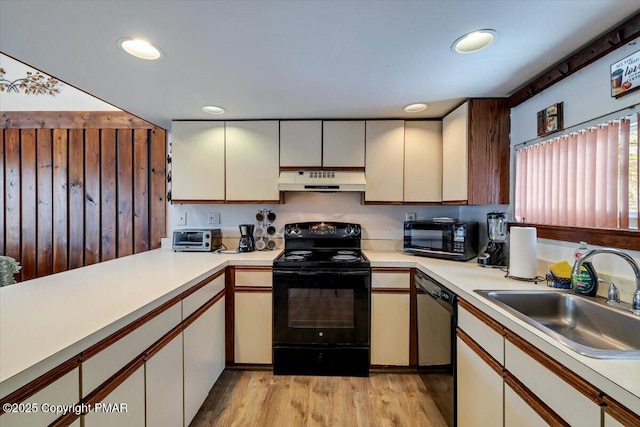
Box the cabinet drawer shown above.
[371,271,410,289]
[457,302,504,364]
[81,303,181,397]
[182,272,225,318]
[504,339,600,427]
[235,269,272,288]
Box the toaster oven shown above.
[172,229,222,252]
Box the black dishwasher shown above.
[416,270,457,427]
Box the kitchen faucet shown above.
[572,248,640,315]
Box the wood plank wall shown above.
[1,112,167,282]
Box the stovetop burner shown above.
[331,254,360,262]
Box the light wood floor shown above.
[190,369,448,427]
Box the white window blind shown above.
[515,114,637,229]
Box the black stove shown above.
[272,221,371,377]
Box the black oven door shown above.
[273,269,371,346]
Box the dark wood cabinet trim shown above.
[225,266,236,364]
[179,269,225,300]
[371,288,411,294]
[510,223,640,252]
[171,199,226,204]
[279,166,323,171]
[234,266,273,273]
[372,267,412,274]
[442,200,468,205]
[507,12,640,107]
[458,298,505,336]
[504,330,602,404]
[504,372,571,427]
[456,328,504,376]
[0,356,80,415]
[143,324,184,360]
[409,269,417,368]
[602,395,640,426]
[234,286,273,293]
[183,289,226,329]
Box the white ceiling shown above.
[1,1,639,129]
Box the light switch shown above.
[176,211,187,226]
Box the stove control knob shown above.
[292,225,300,235]
[285,226,292,235]
[345,225,353,235]
[353,226,361,236]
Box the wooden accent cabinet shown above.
[442,99,510,205]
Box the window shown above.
[515,114,638,230]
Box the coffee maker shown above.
[238,224,255,253]
[478,212,508,267]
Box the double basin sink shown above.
[475,290,640,359]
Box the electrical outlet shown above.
[176,211,187,226]
[405,212,416,221]
[208,212,221,225]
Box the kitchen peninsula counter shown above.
[1,248,638,414]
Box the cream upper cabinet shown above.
[442,102,468,202]
[280,120,322,168]
[171,121,225,201]
[226,121,280,201]
[322,121,365,168]
[364,120,404,203]
[404,121,442,202]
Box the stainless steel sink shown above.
[474,290,640,359]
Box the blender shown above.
[238,224,255,252]
[477,212,508,267]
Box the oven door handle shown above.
[273,269,370,276]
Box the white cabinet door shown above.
[280,121,322,168]
[322,121,365,168]
[504,384,549,427]
[171,121,225,201]
[504,340,600,427]
[0,369,79,427]
[442,102,468,202]
[604,413,626,427]
[371,293,410,366]
[456,336,503,427]
[83,366,145,427]
[234,291,272,364]
[404,120,443,202]
[226,121,280,201]
[145,333,183,427]
[364,120,404,202]
[183,297,225,426]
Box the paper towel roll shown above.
[509,227,538,279]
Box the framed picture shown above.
[611,50,640,98]
[537,102,563,137]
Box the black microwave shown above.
[403,220,478,261]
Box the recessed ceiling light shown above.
[452,29,496,53]
[404,103,428,113]
[118,38,163,60]
[202,105,226,115]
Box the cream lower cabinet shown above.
[370,269,410,366]
[504,383,548,427]
[456,335,503,427]
[234,268,273,365]
[0,369,79,427]
[145,333,183,427]
[83,367,145,427]
[183,296,225,426]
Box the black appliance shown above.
[477,212,508,267]
[272,221,371,377]
[238,224,255,252]
[404,220,478,261]
[416,270,457,427]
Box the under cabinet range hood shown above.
[278,170,367,192]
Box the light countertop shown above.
[1,248,638,412]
